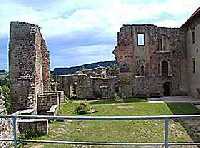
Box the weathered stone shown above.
[37,92,59,115]
[9,21,59,115]
[18,119,48,137]
[113,24,186,97]
[0,93,12,148]
[112,6,200,99]
[56,68,119,99]
[9,22,48,113]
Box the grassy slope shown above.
[27,99,200,148]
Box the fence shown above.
[1,114,200,148]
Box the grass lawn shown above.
[24,98,200,148]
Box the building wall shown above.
[34,26,44,98]
[57,74,118,99]
[57,75,71,98]
[9,22,38,112]
[184,18,200,98]
[9,22,50,113]
[37,92,59,114]
[41,39,51,92]
[114,24,186,97]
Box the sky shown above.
[0,0,200,70]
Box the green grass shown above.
[24,99,200,148]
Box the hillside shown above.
[53,61,117,75]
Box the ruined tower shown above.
[9,22,50,113]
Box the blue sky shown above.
[0,0,200,70]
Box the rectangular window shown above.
[192,58,195,73]
[137,33,145,46]
[158,39,162,50]
[192,31,195,44]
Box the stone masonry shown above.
[182,7,200,99]
[57,67,118,99]
[9,22,51,113]
[8,21,63,140]
[8,21,62,117]
[0,91,12,148]
[54,7,200,100]
[113,25,186,97]
[113,7,200,99]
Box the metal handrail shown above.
[0,114,200,148]
[1,114,200,120]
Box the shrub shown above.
[75,101,94,115]
[114,93,123,102]
[0,85,11,113]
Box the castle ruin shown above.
[113,8,200,99]
[55,7,200,100]
[9,22,58,114]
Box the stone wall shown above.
[18,119,48,137]
[91,77,117,99]
[41,39,51,92]
[57,75,72,98]
[183,16,200,99]
[57,91,65,103]
[9,22,51,113]
[0,93,12,148]
[114,24,186,97]
[37,92,59,114]
[57,74,118,99]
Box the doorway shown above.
[163,82,171,96]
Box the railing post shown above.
[12,116,17,148]
[164,118,169,148]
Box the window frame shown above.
[192,58,196,74]
[192,31,195,44]
[137,33,145,46]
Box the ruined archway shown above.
[163,82,171,96]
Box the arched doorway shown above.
[163,82,171,96]
[162,61,168,77]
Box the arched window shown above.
[162,61,168,77]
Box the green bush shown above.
[0,85,11,113]
[75,101,93,115]
[114,93,123,102]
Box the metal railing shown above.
[0,114,200,148]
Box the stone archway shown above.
[163,82,171,96]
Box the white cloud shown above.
[1,0,200,69]
[51,44,114,68]
[0,0,200,37]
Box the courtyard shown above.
[25,98,200,148]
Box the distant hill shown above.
[53,61,117,75]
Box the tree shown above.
[0,72,11,113]
[0,85,11,113]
